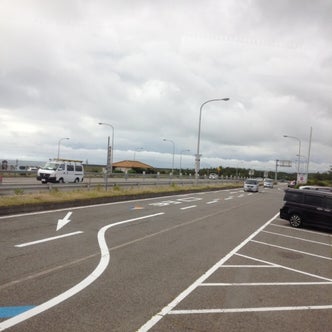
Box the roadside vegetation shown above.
[0,182,242,209]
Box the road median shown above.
[0,183,242,216]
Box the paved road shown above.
[0,185,331,331]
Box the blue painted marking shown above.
[0,306,35,318]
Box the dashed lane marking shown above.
[15,231,84,248]
[180,205,197,210]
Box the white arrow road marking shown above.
[56,212,72,231]
[0,212,164,331]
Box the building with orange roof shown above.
[112,160,155,173]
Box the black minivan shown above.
[280,188,332,230]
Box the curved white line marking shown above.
[0,212,164,331]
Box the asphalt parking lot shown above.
[140,212,332,331]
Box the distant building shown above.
[112,160,155,173]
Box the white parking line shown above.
[262,230,332,247]
[202,282,332,286]
[137,213,279,332]
[271,223,332,237]
[251,240,332,261]
[236,253,332,282]
[169,304,332,314]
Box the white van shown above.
[37,159,84,183]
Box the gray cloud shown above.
[0,0,331,172]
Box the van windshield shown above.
[246,179,258,184]
[42,162,60,170]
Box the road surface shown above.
[1,185,331,331]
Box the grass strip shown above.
[0,183,242,208]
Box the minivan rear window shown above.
[284,192,302,203]
[304,194,324,207]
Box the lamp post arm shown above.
[195,98,229,181]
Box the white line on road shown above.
[206,199,219,204]
[180,205,197,210]
[15,231,83,248]
[251,240,332,261]
[262,230,332,247]
[271,223,332,238]
[169,304,332,314]
[201,282,332,286]
[0,212,164,331]
[236,253,332,282]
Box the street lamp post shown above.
[195,98,230,182]
[283,135,301,182]
[180,149,190,176]
[99,122,115,190]
[163,138,175,175]
[57,137,70,159]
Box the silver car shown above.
[263,178,274,188]
[244,179,259,192]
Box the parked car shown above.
[299,185,332,192]
[243,179,259,192]
[208,173,218,179]
[263,178,274,188]
[280,188,332,230]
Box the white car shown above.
[209,173,218,179]
[263,178,274,188]
[243,179,259,192]
[299,185,332,192]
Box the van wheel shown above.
[74,178,79,183]
[289,214,302,228]
[58,178,64,183]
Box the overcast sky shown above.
[1,0,331,173]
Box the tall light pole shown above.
[180,149,190,176]
[195,98,230,182]
[283,134,301,182]
[163,138,175,175]
[99,123,115,190]
[306,127,312,177]
[99,122,114,173]
[57,137,70,159]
